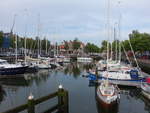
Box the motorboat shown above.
[0,59,28,75]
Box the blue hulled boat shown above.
[0,59,28,75]
[87,69,147,86]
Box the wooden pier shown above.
[1,85,69,113]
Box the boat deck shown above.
[97,79,144,88]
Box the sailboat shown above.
[96,0,120,105]
[97,71,120,105]
[95,80,119,113]
[49,42,62,69]
[37,56,51,69]
[28,15,51,69]
[23,20,38,73]
[89,5,146,83]
[141,77,150,99]
[0,33,28,75]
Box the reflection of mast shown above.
[0,77,29,86]
[0,85,6,103]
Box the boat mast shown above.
[10,14,16,34]
[121,42,131,65]
[118,20,121,63]
[114,27,118,61]
[46,37,47,55]
[15,34,18,64]
[106,0,110,70]
[37,14,40,59]
[128,40,140,68]
[23,9,28,64]
[57,42,59,56]
[24,34,27,64]
[118,1,122,64]
[110,42,112,60]
[24,11,28,64]
[11,15,17,64]
[40,38,41,56]
[110,27,113,60]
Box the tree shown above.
[100,40,112,53]
[84,43,100,53]
[100,40,107,52]
[123,30,150,53]
[10,34,16,48]
[129,30,140,39]
[0,31,3,47]
[63,40,69,50]
[41,38,47,50]
[72,38,81,50]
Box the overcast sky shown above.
[0,0,150,45]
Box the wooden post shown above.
[58,85,65,112]
[28,93,35,113]
[63,90,69,113]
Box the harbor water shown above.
[0,62,150,113]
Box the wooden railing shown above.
[1,85,69,113]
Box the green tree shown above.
[123,30,150,53]
[41,38,47,50]
[10,34,16,48]
[0,31,3,47]
[84,43,100,53]
[63,40,69,50]
[99,40,112,53]
[72,38,81,50]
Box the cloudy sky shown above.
[0,0,150,45]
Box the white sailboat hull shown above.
[97,87,119,104]
[96,82,120,105]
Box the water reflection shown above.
[119,87,150,113]
[0,85,6,103]
[95,84,150,113]
[24,69,50,86]
[0,63,150,113]
[64,62,81,78]
[82,62,96,71]
[64,62,94,78]
[140,95,150,113]
[0,77,29,86]
[119,87,142,100]
[96,99,119,113]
